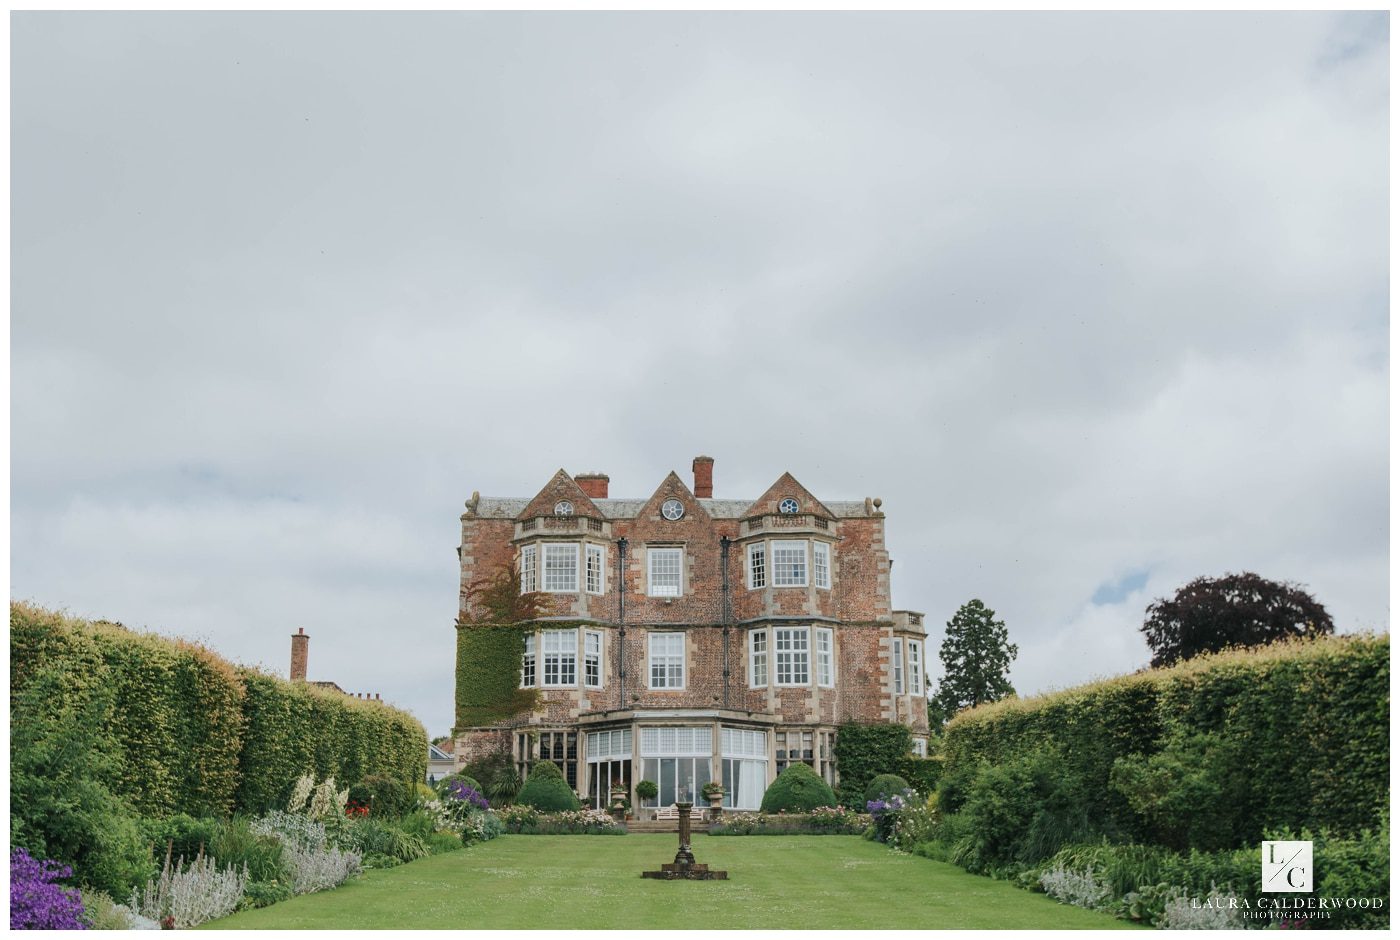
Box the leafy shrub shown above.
[143,814,221,865]
[865,774,910,803]
[10,848,88,930]
[340,819,428,863]
[79,889,136,929]
[238,880,292,911]
[459,745,524,804]
[348,775,413,820]
[886,793,940,851]
[361,853,403,870]
[515,761,581,812]
[128,853,249,929]
[759,763,837,814]
[634,779,659,802]
[496,805,539,829]
[208,817,285,884]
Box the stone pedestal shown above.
[641,801,728,881]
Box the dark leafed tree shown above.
[1140,571,1334,668]
[934,599,1017,724]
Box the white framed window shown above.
[772,540,807,587]
[520,545,537,593]
[721,728,768,810]
[908,640,922,695]
[749,629,768,687]
[543,543,579,592]
[775,627,810,685]
[542,629,577,686]
[747,541,766,589]
[647,547,683,597]
[648,632,685,689]
[893,637,904,695]
[813,541,831,590]
[584,630,602,688]
[520,634,536,688]
[640,726,712,806]
[816,627,834,687]
[585,544,604,595]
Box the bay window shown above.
[543,543,579,592]
[721,728,768,810]
[908,639,923,695]
[813,541,830,589]
[893,638,905,695]
[747,541,766,588]
[640,726,712,807]
[816,627,834,687]
[520,545,537,593]
[585,544,604,594]
[542,629,577,686]
[584,630,602,688]
[772,540,807,587]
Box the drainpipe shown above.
[616,537,627,709]
[720,536,731,708]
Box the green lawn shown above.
[204,835,1136,930]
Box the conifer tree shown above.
[933,599,1017,728]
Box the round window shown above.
[554,500,574,516]
[661,498,685,521]
[778,497,800,514]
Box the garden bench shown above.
[654,805,709,821]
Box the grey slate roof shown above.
[475,496,872,519]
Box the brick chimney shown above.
[575,473,609,499]
[692,456,714,498]
[290,628,309,682]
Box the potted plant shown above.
[701,781,725,808]
[635,779,658,819]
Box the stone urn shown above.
[609,785,628,822]
[702,785,725,820]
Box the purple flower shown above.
[10,848,87,930]
[445,781,490,811]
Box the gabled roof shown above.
[634,471,711,524]
[740,472,837,520]
[516,469,604,520]
[474,497,873,519]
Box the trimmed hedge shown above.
[234,670,426,813]
[864,774,910,803]
[941,634,1389,850]
[11,602,427,819]
[759,762,838,813]
[514,760,581,812]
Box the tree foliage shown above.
[1140,571,1334,668]
[934,599,1017,723]
[759,762,837,814]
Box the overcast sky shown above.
[11,12,1389,736]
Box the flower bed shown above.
[709,808,870,836]
[496,806,626,835]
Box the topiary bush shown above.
[759,763,837,814]
[514,761,581,812]
[864,774,911,803]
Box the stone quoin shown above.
[453,457,929,813]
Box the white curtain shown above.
[736,759,766,810]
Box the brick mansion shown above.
[453,457,929,811]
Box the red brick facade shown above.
[454,460,929,810]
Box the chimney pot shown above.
[290,629,309,682]
[575,473,610,499]
[692,456,714,499]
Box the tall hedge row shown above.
[940,634,1389,841]
[235,670,427,812]
[11,602,426,818]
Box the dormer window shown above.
[554,500,574,516]
[778,497,800,514]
